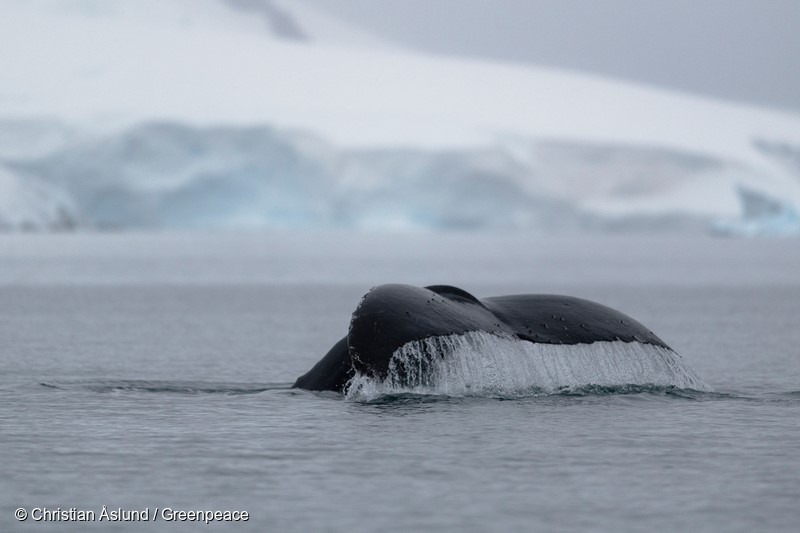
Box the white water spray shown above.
[346,331,711,401]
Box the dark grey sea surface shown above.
[1,233,799,532]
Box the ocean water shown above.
[1,233,799,532]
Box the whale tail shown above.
[294,284,679,394]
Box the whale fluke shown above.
[294,284,673,393]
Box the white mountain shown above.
[1,0,799,233]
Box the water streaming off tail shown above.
[346,331,711,401]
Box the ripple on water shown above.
[39,380,291,395]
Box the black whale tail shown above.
[293,284,699,394]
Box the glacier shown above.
[0,164,78,231]
[1,0,800,233]
[711,187,800,237]
[3,120,800,233]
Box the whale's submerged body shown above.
[293,284,708,395]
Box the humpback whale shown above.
[293,284,682,393]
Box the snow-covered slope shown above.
[1,0,799,233]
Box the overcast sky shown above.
[307,0,800,114]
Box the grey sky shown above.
[307,0,800,114]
